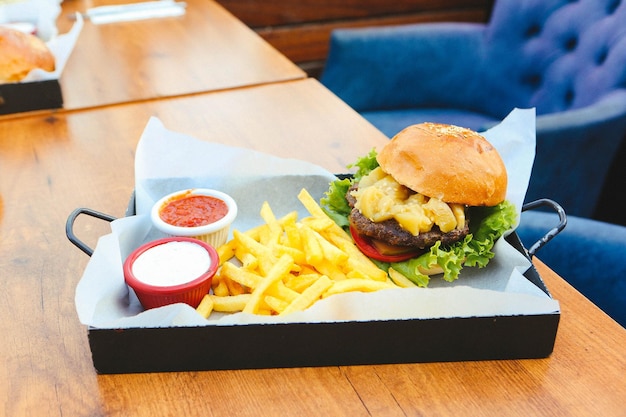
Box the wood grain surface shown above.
[54,0,305,111]
[1,79,625,417]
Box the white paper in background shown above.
[0,0,84,83]
[22,15,83,82]
[0,0,62,40]
[86,1,187,25]
[75,108,560,329]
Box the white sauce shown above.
[131,241,212,287]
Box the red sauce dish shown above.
[151,188,237,247]
[123,236,219,310]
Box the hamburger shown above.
[0,26,55,83]
[321,122,517,286]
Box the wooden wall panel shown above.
[217,0,493,27]
[257,10,489,64]
[216,0,494,76]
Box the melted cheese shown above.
[351,167,465,235]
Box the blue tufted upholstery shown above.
[517,210,626,328]
[320,0,626,219]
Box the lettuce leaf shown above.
[320,177,352,228]
[350,148,380,181]
[390,201,517,286]
[320,149,517,287]
[320,149,379,229]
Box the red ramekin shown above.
[123,236,219,310]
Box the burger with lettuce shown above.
[321,122,518,287]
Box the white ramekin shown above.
[150,188,237,248]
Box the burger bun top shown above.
[377,122,507,206]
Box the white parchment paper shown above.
[75,108,560,329]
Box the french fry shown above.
[210,294,252,312]
[299,225,324,265]
[284,273,323,293]
[323,224,354,243]
[298,188,356,240]
[323,279,398,297]
[234,230,276,275]
[271,243,306,264]
[196,295,215,318]
[278,211,299,225]
[266,280,300,303]
[280,275,333,315]
[217,240,237,265]
[260,201,282,246]
[304,224,348,265]
[221,261,262,289]
[313,259,347,281]
[297,188,328,219]
[203,188,407,317]
[242,223,264,240]
[345,257,388,282]
[243,254,294,314]
[345,269,372,280]
[264,295,289,314]
[234,229,272,258]
[212,273,230,297]
[388,267,418,288]
[301,216,335,232]
[224,275,246,295]
[284,220,303,250]
[222,261,299,303]
[327,234,388,281]
[237,250,259,270]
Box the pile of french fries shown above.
[196,188,416,318]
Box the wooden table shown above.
[1,78,625,416]
[55,0,305,111]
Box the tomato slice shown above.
[349,224,420,263]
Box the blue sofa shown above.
[518,210,626,328]
[320,0,626,219]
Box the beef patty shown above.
[347,184,470,249]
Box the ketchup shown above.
[159,195,228,227]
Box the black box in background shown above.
[0,79,63,115]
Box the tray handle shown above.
[66,208,117,256]
[521,199,567,258]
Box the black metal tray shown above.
[67,197,564,374]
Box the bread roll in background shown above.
[0,26,55,82]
